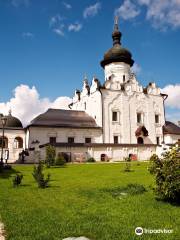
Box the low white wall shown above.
[164,134,180,144]
[24,145,156,163]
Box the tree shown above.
[45,145,56,168]
[149,147,180,203]
[32,161,50,188]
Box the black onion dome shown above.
[0,112,23,129]
[100,18,134,68]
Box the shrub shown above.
[55,155,66,166]
[12,174,23,187]
[87,157,96,163]
[149,147,180,203]
[45,145,56,168]
[32,161,50,188]
[0,163,3,173]
[0,164,12,172]
[124,157,131,172]
[148,154,162,174]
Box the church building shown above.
[1,19,180,163]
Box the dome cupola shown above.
[0,110,23,129]
[100,17,134,68]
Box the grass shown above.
[0,162,179,240]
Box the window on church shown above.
[112,111,118,121]
[85,137,91,143]
[137,137,144,144]
[155,114,160,124]
[123,75,125,82]
[0,136,8,148]
[114,136,118,144]
[84,102,86,110]
[14,137,23,149]
[68,137,74,143]
[156,137,160,145]
[137,113,142,123]
[49,137,56,144]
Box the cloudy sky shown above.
[0,0,180,125]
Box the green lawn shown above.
[0,163,179,240]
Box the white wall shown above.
[71,62,165,146]
[104,62,131,86]
[0,129,25,163]
[101,66,165,144]
[164,134,180,144]
[28,126,103,148]
[101,89,164,144]
[29,145,156,162]
[72,78,103,127]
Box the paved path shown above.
[0,223,5,240]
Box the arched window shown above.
[0,136,8,148]
[137,137,144,144]
[14,137,23,149]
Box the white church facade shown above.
[1,19,180,163]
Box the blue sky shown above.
[0,0,180,125]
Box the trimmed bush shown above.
[45,145,56,168]
[87,157,96,163]
[32,161,50,188]
[124,157,131,172]
[3,164,12,170]
[149,147,180,203]
[12,174,23,187]
[55,156,66,166]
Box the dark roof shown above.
[0,113,23,129]
[163,121,180,135]
[100,20,134,68]
[29,109,101,129]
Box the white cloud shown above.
[137,0,150,5]
[62,1,72,9]
[115,0,140,20]
[0,85,72,126]
[49,15,65,37]
[140,0,180,30]
[144,0,180,30]
[53,26,65,36]
[131,63,141,75]
[83,2,101,18]
[68,23,82,32]
[115,0,180,30]
[49,14,63,27]
[161,84,180,109]
[22,32,34,38]
[11,0,29,7]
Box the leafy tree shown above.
[149,147,180,203]
[45,145,56,168]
